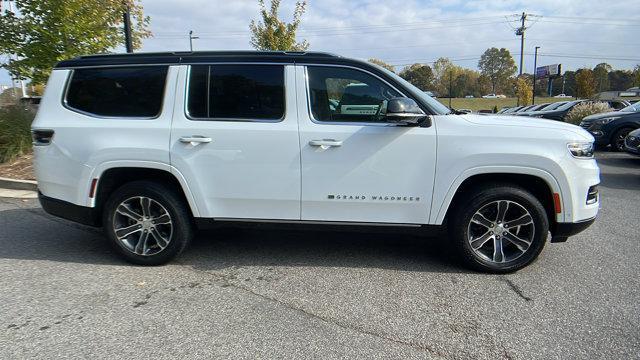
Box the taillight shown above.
[32,129,54,146]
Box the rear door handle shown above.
[179,136,212,146]
[309,139,343,148]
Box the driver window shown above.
[307,66,402,123]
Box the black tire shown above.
[610,127,633,152]
[449,184,549,273]
[102,181,194,265]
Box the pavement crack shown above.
[181,267,449,358]
[500,277,532,302]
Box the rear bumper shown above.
[38,192,100,227]
[551,216,596,243]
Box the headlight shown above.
[567,142,594,158]
[594,117,619,126]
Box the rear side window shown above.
[187,64,285,121]
[65,66,168,118]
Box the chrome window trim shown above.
[302,64,423,127]
[184,63,288,123]
[61,66,169,120]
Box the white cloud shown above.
[1,0,639,86]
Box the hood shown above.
[582,111,627,122]
[460,114,593,140]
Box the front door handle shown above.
[179,136,212,146]
[309,139,343,148]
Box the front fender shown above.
[431,165,566,225]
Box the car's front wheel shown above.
[449,184,549,273]
[102,181,194,265]
[611,127,633,152]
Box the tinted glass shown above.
[307,66,402,122]
[66,66,168,117]
[187,65,285,120]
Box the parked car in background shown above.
[624,128,640,155]
[554,94,571,98]
[514,105,536,113]
[496,94,507,99]
[464,95,474,98]
[532,100,586,121]
[531,100,630,122]
[482,94,498,98]
[516,103,554,116]
[580,101,640,151]
[521,101,569,117]
[503,106,524,114]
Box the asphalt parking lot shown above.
[1,152,638,359]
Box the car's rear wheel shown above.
[449,184,549,273]
[611,127,633,152]
[102,181,193,265]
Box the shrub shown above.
[565,102,612,125]
[0,105,36,163]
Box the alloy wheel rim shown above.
[112,196,173,256]
[616,130,630,151]
[467,200,535,264]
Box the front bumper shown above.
[39,192,100,227]
[551,216,596,243]
[624,135,640,155]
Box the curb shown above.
[0,177,38,191]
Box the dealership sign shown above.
[536,64,562,78]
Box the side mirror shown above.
[385,97,427,125]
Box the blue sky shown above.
[1,0,639,86]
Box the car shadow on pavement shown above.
[183,226,467,274]
[0,207,467,274]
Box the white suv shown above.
[31,51,600,272]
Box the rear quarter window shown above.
[65,66,168,118]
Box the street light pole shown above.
[189,30,199,52]
[532,46,540,105]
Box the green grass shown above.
[436,97,574,112]
[0,105,36,163]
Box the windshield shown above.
[556,100,582,111]
[621,102,640,112]
[541,101,568,111]
[374,64,452,115]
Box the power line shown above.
[153,15,514,36]
[151,20,513,40]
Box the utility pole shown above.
[532,46,540,105]
[448,70,453,108]
[189,30,199,52]
[123,2,133,53]
[516,12,527,76]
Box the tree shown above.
[593,63,612,92]
[367,58,395,73]
[608,70,634,91]
[399,64,434,90]
[432,57,454,95]
[250,0,309,51]
[633,65,640,87]
[0,0,151,84]
[575,69,596,98]
[478,47,516,93]
[515,75,532,105]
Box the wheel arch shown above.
[87,162,200,226]
[434,167,564,226]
